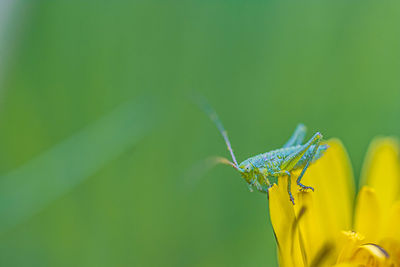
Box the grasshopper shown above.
[202,102,328,205]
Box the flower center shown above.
[338,232,400,267]
[349,244,390,267]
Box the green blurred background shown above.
[1,1,400,266]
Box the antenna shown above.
[195,95,240,170]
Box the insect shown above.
[201,101,328,205]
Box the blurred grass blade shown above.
[182,156,235,191]
[0,0,18,88]
[0,97,157,233]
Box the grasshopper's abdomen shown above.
[242,144,327,171]
[255,146,301,168]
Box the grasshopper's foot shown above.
[298,183,314,192]
[288,191,295,205]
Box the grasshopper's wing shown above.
[283,124,307,148]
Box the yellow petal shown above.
[293,139,355,248]
[268,181,306,267]
[381,201,400,241]
[269,139,355,267]
[354,186,381,241]
[360,138,400,220]
[336,231,365,264]
[292,192,319,259]
[293,191,335,266]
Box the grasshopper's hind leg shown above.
[283,124,307,148]
[280,132,323,194]
[296,138,322,191]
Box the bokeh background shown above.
[1,1,400,266]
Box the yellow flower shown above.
[269,138,400,267]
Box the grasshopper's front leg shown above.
[258,174,273,200]
[247,169,264,193]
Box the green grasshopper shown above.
[202,102,328,205]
